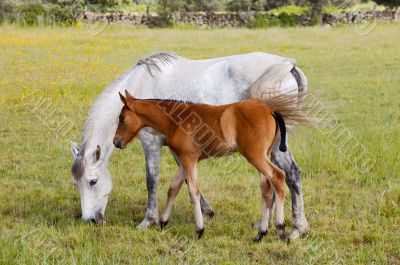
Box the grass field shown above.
[0,23,400,264]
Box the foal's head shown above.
[113,90,142,149]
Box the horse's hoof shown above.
[136,218,159,229]
[252,220,261,230]
[195,228,204,240]
[202,208,215,220]
[288,222,309,240]
[253,230,267,243]
[159,219,169,230]
[278,231,287,241]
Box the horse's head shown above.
[113,90,142,149]
[70,143,111,224]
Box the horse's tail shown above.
[263,92,315,152]
[247,61,308,100]
[263,91,312,125]
[272,112,287,152]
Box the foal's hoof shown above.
[202,208,215,220]
[159,219,169,230]
[253,230,267,243]
[195,228,204,240]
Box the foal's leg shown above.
[271,134,309,239]
[248,156,287,240]
[137,129,164,228]
[171,151,214,219]
[253,188,275,230]
[254,173,273,242]
[181,158,204,239]
[160,166,185,228]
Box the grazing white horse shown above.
[71,52,309,239]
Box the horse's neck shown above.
[134,100,174,135]
[82,67,143,161]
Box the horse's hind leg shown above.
[271,134,309,239]
[160,166,185,228]
[171,151,214,219]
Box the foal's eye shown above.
[89,179,97,186]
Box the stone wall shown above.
[83,10,400,28]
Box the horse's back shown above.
[144,52,296,105]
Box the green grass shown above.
[1,23,400,264]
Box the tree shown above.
[374,0,400,7]
[309,0,327,24]
[226,0,265,12]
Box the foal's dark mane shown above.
[140,98,196,104]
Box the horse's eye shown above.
[89,179,97,186]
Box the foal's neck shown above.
[134,100,183,135]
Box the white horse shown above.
[70,52,309,239]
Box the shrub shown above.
[322,6,343,14]
[226,0,263,12]
[0,0,16,24]
[247,13,268,28]
[47,0,84,26]
[147,12,173,28]
[17,2,46,26]
[277,11,296,26]
[267,5,310,16]
[83,0,118,11]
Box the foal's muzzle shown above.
[113,138,125,149]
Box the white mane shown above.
[81,52,178,156]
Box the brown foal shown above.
[113,90,307,242]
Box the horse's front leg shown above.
[137,128,164,228]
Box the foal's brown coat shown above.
[114,91,306,241]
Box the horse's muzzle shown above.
[82,211,104,225]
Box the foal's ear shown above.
[125,90,136,100]
[119,92,127,106]
[71,142,80,158]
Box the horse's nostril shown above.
[90,218,97,224]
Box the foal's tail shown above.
[272,112,287,152]
[261,91,315,152]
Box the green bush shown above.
[147,12,173,28]
[47,0,84,26]
[0,0,16,24]
[83,0,118,11]
[277,11,296,26]
[17,2,46,26]
[227,0,263,12]
[247,13,268,28]
[267,5,310,16]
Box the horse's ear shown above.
[71,142,80,158]
[95,145,101,162]
[87,145,101,164]
[119,92,127,106]
[125,90,136,100]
